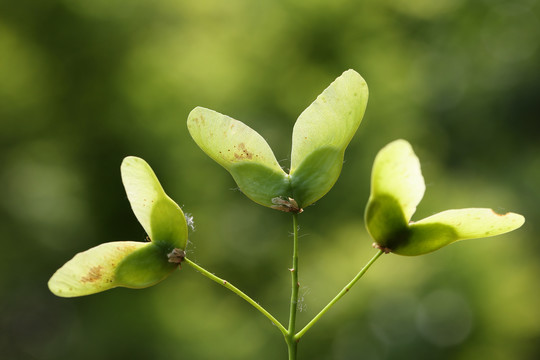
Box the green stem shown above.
[294,250,384,340]
[286,213,300,359]
[184,257,288,337]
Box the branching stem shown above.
[184,257,288,336]
[295,250,384,340]
[184,219,383,360]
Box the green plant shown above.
[48,70,524,359]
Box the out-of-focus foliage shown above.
[1,0,539,359]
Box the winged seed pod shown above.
[187,69,368,212]
[365,140,525,256]
[48,157,188,297]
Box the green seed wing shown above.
[187,107,290,207]
[121,157,187,249]
[368,139,425,222]
[401,208,526,255]
[48,242,148,297]
[49,242,177,297]
[365,140,425,248]
[414,209,525,239]
[289,69,368,207]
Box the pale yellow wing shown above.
[400,208,526,255]
[121,157,187,248]
[187,107,290,207]
[48,241,148,297]
[289,70,368,207]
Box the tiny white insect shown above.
[185,213,195,231]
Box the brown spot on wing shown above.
[233,142,253,160]
[81,266,103,283]
[192,115,205,126]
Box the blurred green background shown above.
[1,0,539,359]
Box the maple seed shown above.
[167,248,186,264]
[271,197,303,213]
[372,243,391,254]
